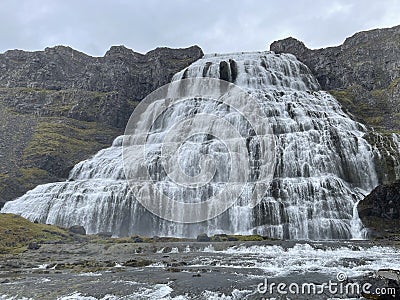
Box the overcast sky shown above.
[1,0,400,56]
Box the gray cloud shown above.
[1,0,400,56]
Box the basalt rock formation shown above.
[0,45,203,207]
[271,25,400,185]
[270,25,400,132]
[358,180,400,239]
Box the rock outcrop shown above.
[358,180,400,238]
[271,25,400,185]
[0,45,203,207]
[270,25,400,131]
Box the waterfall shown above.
[393,133,400,178]
[1,51,380,239]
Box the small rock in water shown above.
[162,246,172,253]
[68,225,86,235]
[196,233,211,242]
[123,259,152,267]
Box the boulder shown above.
[27,242,40,250]
[361,269,400,299]
[358,181,400,238]
[196,233,211,242]
[68,225,86,235]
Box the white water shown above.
[200,243,400,279]
[2,243,399,300]
[393,133,400,178]
[2,51,381,239]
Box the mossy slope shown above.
[0,213,72,254]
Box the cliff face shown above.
[0,45,203,102]
[271,26,400,185]
[0,45,203,207]
[270,25,400,132]
[358,180,400,239]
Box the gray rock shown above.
[0,45,203,207]
[360,269,400,299]
[132,237,143,243]
[27,242,40,250]
[358,180,400,238]
[270,25,400,132]
[196,233,211,242]
[270,26,400,91]
[68,225,86,235]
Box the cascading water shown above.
[392,133,400,178]
[1,51,380,239]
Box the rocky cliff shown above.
[270,25,400,132]
[271,25,400,185]
[358,180,400,239]
[0,45,203,207]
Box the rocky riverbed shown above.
[1,239,400,299]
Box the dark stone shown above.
[229,59,238,83]
[132,237,143,243]
[27,242,40,250]
[360,269,400,299]
[192,273,201,277]
[202,62,212,77]
[162,246,172,253]
[167,261,187,267]
[167,267,181,273]
[358,180,400,238]
[212,236,221,242]
[68,225,86,235]
[270,25,400,132]
[196,233,211,242]
[123,259,152,267]
[219,61,231,82]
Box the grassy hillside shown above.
[0,213,74,254]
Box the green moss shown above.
[370,89,386,99]
[19,168,49,179]
[0,173,10,196]
[0,173,10,184]
[365,116,384,126]
[22,118,118,173]
[330,78,400,132]
[387,78,400,91]
[364,131,400,183]
[0,213,72,254]
[209,234,267,242]
[24,122,95,157]
[15,168,51,189]
[228,234,265,241]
